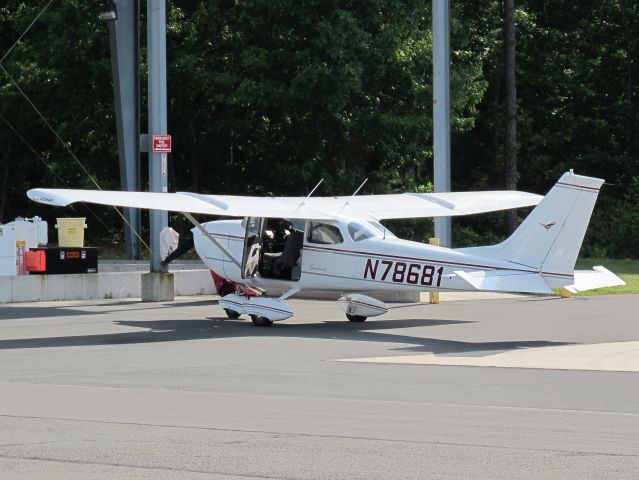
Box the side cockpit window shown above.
[307,222,344,244]
[347,221,378,242]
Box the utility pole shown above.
[142,0,173,300]
[147,0,168,273]
[503,0,518,233]
[432,0,452,247]
[99,0,142,260]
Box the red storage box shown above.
[25,250,46,273]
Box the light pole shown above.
[146,0,169,274]
[98,0,142,260]
[432,0,452,247]
[139,0,173,301]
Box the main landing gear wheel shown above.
[224,309,241,319]
[346,313,367,323]
[250,315,273,327]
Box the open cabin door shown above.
[242,217,264,279]
[260,219,304,281]
[241,217,305,281]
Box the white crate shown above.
[0,217,48,276]
[0,225,17,276]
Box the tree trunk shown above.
[503,0,518,233]
[0,142,11,224]
[621,0,634,157]
[190,139,198,192]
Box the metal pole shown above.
[432,0,452,247]
[147,0,168,272]
[105,0,141,260]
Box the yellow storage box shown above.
[56,217,87,247]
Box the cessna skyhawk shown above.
[28,170,623,326]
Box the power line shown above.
[0,65,153,256]
[0,0,55,66]
[0,2,156,260]
[0,64,104,191]
[0,111,113,234]
[1,112,73,187]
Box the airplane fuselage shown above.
[193,218,562,295]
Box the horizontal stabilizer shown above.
[454,270,553,295]
[564,266,625,293]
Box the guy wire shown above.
[0,111,112,233]
[0,64,154,257]
[0,0,55,66]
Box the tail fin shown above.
[471,171,604,280]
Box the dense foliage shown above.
[0,0,637,256]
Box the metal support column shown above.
[432,0,452,247]
[101,0,141,260]
[147,0,168,272]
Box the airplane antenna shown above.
[339,178,368,213]
[293,178,324,214]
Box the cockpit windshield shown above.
[347,221,379,242]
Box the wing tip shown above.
[26,188,69,207]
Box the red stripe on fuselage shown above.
[303,245,534,273]
[305,245,574,279]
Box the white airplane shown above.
[28,170,624,326]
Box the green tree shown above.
[0,1,119,241]
[169,0,486,197]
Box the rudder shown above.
[500,170,604,276]
[472,171,604,285]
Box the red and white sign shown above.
[152,135,172,153]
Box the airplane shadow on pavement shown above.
[0,299,219,321]
[0,315,573,355]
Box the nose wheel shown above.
[346,313,367,323]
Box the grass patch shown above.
[571,258,639,295]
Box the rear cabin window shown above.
[307,222,344,244]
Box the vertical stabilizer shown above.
[501,171,603,274]
[472,171,604,283]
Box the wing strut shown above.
[339,178,368,213]
[182,212,242,268]
[278,287,300,301]
[293,178,324,214]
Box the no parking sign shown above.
[152,135,172,153]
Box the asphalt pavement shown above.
[0,294,638,479]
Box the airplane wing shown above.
[315,191,543,220]
[27,188,542,221]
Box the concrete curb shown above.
[0,270,215,303]
[0,270,525,304]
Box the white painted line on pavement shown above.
[337,341,639,372]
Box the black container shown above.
[30,247,98,275]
